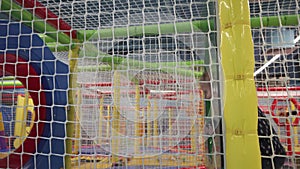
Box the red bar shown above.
[15,0,76,39]
[80,82,112,88]
[286,121,293,155]
[257,86,300,91]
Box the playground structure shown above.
[0,81,35,152]
[257,87,300,158]
[71,78,208,168]
[0,2,215,167]
[0,75,209,168]
[73,80,206,168]
[0,19,69,169]
[1,0,300,169]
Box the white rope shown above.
[253,35,300,77]
[253,54,281,77]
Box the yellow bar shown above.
[112,71,121,163]
[14,93,31,148]
[190,93,196,153]
[98,95,104,145]
[66,44,80,169]
[73,90,81,154]
[198,90,205,164]
[75,154,204,168]
[127,154,204,167]
[0,112,4,131]
[290,101,299,148]
[141,109,145,147]
[106,105,110,138]
[27,98,35,134]
[112,104,120,162]
[153,98,159,147]
[293,120,298,148]
[168,108,172,147]
[218,0,261,168]
[146,95,152,146]
[22,92,29,137]
[134,85,141,154]
[0,111,6,151]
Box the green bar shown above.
[0,76,16,81]
[39,34,58,44]
[40,14,300,51]
[193,19,216,32]
[0,80,23,87]
[77,21,202,41]
[86,55,204,77]
[47,43,70,52]
[76,14,300,41]
[77,65,111,72]
[251,14,300,28]
[1,0,71,44]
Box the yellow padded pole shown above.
[290,101,299,148]
[73,90,81,154]
[112,71,121,163]
[146,95,151,146]
[198,90,206,164]
[190,92,197,153]
[168,108,172,147]
[153,98,159,147]
[106,105,111,138]
[0,112,4,132]
[66,44,80,169]
[0,111,6,151]
[14,94,28,144]
[14,93,34,148]
[98,95,104,145]
[218,0,261,168]
[134,85,141,154]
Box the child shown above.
[258,107,286,169]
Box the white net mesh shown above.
[3,0,300,168]
[0,0,222,168]
[72,5,221,167]
[250,0,300,168]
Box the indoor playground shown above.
[0,0,300,169]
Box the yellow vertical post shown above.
[106,105,110,138]
[141,109,145,148]
[146,95,152,146]
[218,0,261,168]
[190,92,197,153]
[98,95,104,145]
[0,112,4,132]
[134,85,141,154]
[22,92,29,138]
[290,101,299,148]
[112,71,121,163]
[26,99,35,134]
[112,101,120,162]
[153,97,158,148]
[168,108,172,147]
[293,120,298,149]
[66,44,80,169]
[198,90,206,165]
[0,112,6,150]
[73,89,81,154]
[14,92,30,148]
